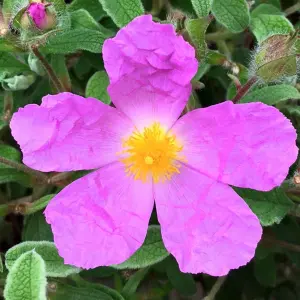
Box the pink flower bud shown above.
[21,2,56,31]
[27,3,47,29]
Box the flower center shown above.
[121,123,185,183]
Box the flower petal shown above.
[103,15,198,98]
[10,93,134,172]
[108,76,190,130]
[154,164,262,276]
[45,162,154,269]
[171,101,298,191]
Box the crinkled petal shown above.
[154,164,262,276]
[108,76,190,130]
[45,162,154,269]
[10,93,134,172]
[103,14,198,100]
[171,101,298,191]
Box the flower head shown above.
[10,15,298,276]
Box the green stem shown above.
[0,156,48,183]
[48,172,73,184]
[263,236,300,253]
[284,1,300,16]
[206,30,236,42]
[31,46,66,93]
[203,276,227,300]
[232,76,258,104]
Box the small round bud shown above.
[20,2,57,31]
[2,74,36,91]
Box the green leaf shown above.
[0,145,21,168]
[5,241,80,277]
[122,268,150,299]
[26,194,56,215]
[251,4,282,18]
[4,251,47,300]
[70,9,103,31]
[48,0,66,12]
[0,169,31,186]
[235,187,294,226]
[255,0,281,9]
[0,53,30,77]
[51,55,71,91]
[0,38,20,52]
[67,0,106,20]
[99,0,144,27]
[212,0,250,33]
[240,85,300,104]
[86,71,111,104]
[81,267,116,279]
[23,211,54,242]
[254,255,276,287]
[250,15,294,44]
[49,281,116,300]
[191,0,213,17]
[186,18,209,60]
[72,277,125,300]
[41,29,109,54]
[166,258,197,296]
[113,225,169,269]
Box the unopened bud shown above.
[2,74,36,91]
[21,2,56,31]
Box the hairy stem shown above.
[203,276,227,300]
[263,236,300,252]
[31,46,66,93]
[284,2,300,16]
[0,156,48,182]
[232,76,258,104]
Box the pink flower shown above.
[27,3,47,29]
[10,16,298,276]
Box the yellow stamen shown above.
[144,156,154,165]
[120,123,185,183]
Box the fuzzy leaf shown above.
[4,251,47,300]
[51,55,72,91]
[0,145,21,168]
[186,18,209,60]
[113,225,169,269]
[251,4,282,18]
[23,211,54,242]
[67,0,106,20]
[70,9,104,31]
[49,282,118,300]
[250,15,294,44]
[254,255,276,287]
[5,241,80,277]
[99,0,144,27]
[212,0,250,33]
[235,188,294,226]
[166,258,197,296]
[240,85,300,104]
[41,29,109,54]
[122,268,150,299]
[26,194,56,215]
[0,53,30,77]
[86,71,111,104]
[191,0,213,17]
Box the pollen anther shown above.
[120,123,185,183]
